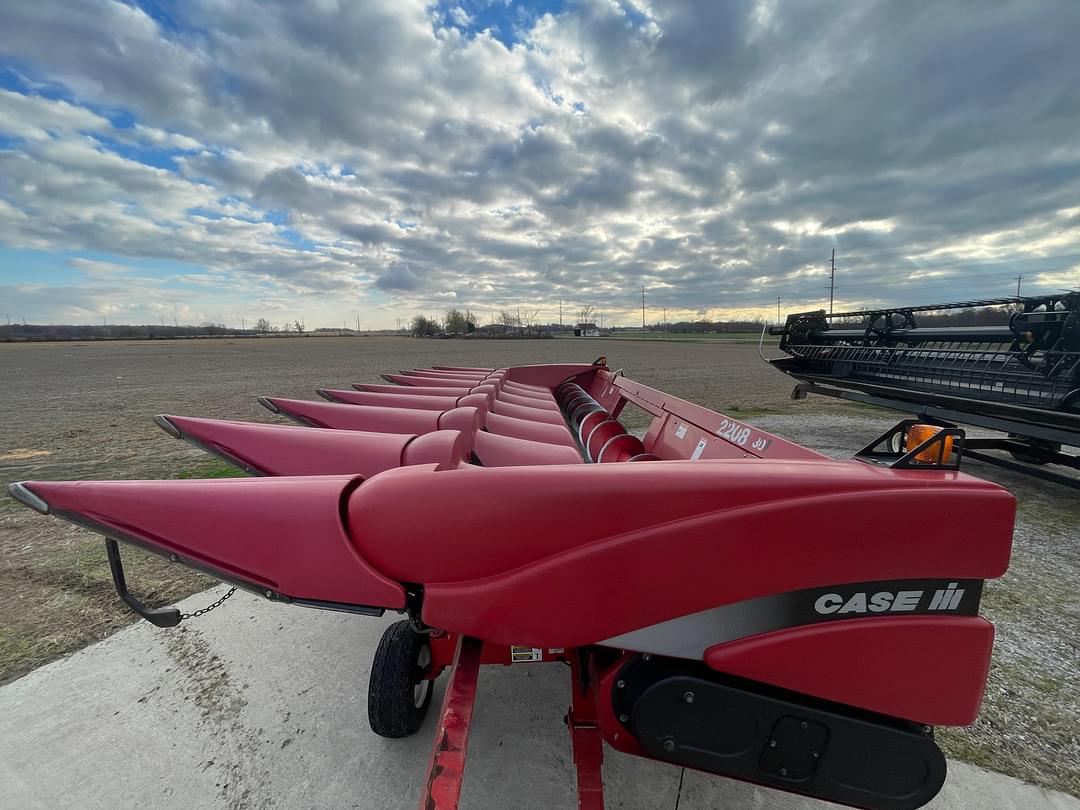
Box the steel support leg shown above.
[418,635,483,810]
[567,652,606,810]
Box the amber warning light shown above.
[904,424,955,464]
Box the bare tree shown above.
[255,317,272,333]
[577,305,595,326]
[519,308,541,336]
[497,310,520,335]
[293,319,305,334]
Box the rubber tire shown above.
[368,620,434,738]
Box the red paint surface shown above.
[418,636,484,810]
[24,476,406,608]
[704,616,995,725]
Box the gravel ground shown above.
[1,336,1077,795]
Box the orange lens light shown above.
[904,424,954,464]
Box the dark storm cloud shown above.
[374,264,424,291]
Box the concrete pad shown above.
[1,586,1077,810]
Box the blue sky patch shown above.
[433,0,566,47]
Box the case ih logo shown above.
[814,582,966,615]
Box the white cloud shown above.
[0,0,1078,327]
[0,90,113,141]
[449,6,473,27]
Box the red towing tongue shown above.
[8,476,406,611]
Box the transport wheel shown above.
[368,620,434,738]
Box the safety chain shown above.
[180,586,237,621]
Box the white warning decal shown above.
[510,646,543,663]
[691,438,708,460]
[675,424,688,439]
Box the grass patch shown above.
[173,458,248,479]
[937,656,1080,797]
[0,456,245,684]
[723,405,787,418]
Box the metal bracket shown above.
[104,539,182,628]
[855,420,965,471]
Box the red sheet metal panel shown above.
[352,462,1014,588]
[649,415,755,460]
[160,416,468,477]
[342,459,1014,645]
[483,412,576,446]
[21,475,407,609]
[490,399,567,424]
[505,363,599,389]
[319,389,459,410]
[356,383,475,396]
[704,616,995,726]
[415,477,1011,645]
[612,376,825,461]
[473,431,583,466]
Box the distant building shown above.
[574,322,600,337]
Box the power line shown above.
[744,262,1067,296]
[768,251,1080,286]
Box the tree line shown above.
[0,319,308,342]
[411,308,553,338]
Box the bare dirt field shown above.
[1,336,1077,796]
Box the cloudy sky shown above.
[1,0,1078,329]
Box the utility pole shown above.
[1015,275,1023,297]
[241,316,246,330]
[641,283,646,332]
[663,308,667,333]
[777,296,782,325]
[356,314,361,332]
[559,299,563,333]
[829,249,836,314]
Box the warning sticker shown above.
[510,646,543,663]
[674,424,688,439]
[691,438,708,460]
